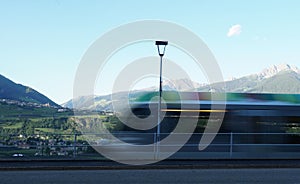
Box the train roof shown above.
[130,92,300,114]
[131,92,300,104]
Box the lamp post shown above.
[155,40,168,159]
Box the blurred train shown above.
[106,92,300,158]
[127,92,300,145]
[129,92,300,131]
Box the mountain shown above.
[0,74,59,107]
[199,63,300,93]
[257,63,300,80]
[249,70,300,93]
[62,79,202,110]
[162,78,203,91]
[62,91,142,110]
[62,94,113,111]
[63,63,300,110]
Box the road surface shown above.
[1,168,300,184]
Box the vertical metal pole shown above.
[230,132,233,158]
[73,133,77,158]
[153,132,157,160]
[157,56,163,160]
[155,41,167,160]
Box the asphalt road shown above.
[1,168,300,184]
[2,159,300,170]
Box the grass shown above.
[35,128,65,134]
[2,122,23,129]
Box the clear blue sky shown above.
[1,0,300,103]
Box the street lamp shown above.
[155,40,168,159]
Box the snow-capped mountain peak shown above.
[257,63,300,79]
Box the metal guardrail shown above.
[1,132,300,160]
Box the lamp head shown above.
[155,41,168,46]
[155,41,168,56]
